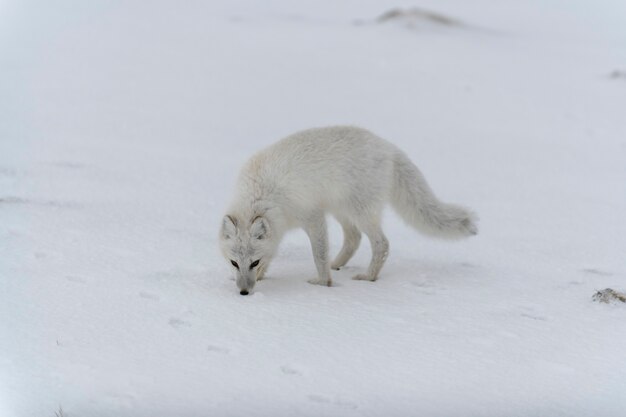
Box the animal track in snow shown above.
[409,281,437,294]
[581,268,613,277]
[51,161,85,169]
[520,313,547,321]
[0,167,17,177]
[168,317,191,328]
[280,365,302,376]
[207,345,230,354]
[0,196,82,209]
[66,275,86,284]
[308,394,358,410]
[609,69,626,80]
[139,292,160,301]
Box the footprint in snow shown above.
[0,167,18,177]
[207,345,230,354]
[409,281,437,294]
[518,306,547,321]
[139,291,160,301]
[66,275,86,284]
[51,161,85,169]
[308,394,358,410]
[0,196,82,209]
[581,268,613,277]
[609,70,626,80]
[168,318,191,328]
[520,312,547,321]
[280,365,303,376]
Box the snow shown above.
[1,0,626,416]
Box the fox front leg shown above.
[303,212,332,287]
[256,262,267,280]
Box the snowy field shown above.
[1,0,626,416]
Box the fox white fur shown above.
[220,126,477,295]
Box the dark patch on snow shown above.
[520,313,547,321]
[593,288,626,304]
[168,317,191,328]
[0,167,19,177]
[138,291,160,301]
[409,281,437,295]
[51,161,86,169]
[207,344,230,354]
[581,268,613,277]
[308,394,358,409]
[54,405,66,417]
[280,365,302,375]
[369,7,465,29]
[0,196,28,205]
[0,196,82,209]
[609,70,626,80]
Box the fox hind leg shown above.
[331,217,362,270]
[352,219,389,282]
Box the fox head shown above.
[219,214,276,295]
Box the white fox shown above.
[220,126,477,295]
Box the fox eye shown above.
[230,260,239,269]
[250,259,260,269]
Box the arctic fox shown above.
[220,126,477,295]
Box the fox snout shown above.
[236,274,256,296]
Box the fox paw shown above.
[352,274,376,282]
[308,278,332,287]
[330,261,344,270]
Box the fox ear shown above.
[250,216,269,240]
[221,215,238,239]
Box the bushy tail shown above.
[391,152,478,238]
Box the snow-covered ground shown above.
[1,1,626,416]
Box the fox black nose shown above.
[240,290,249,296]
